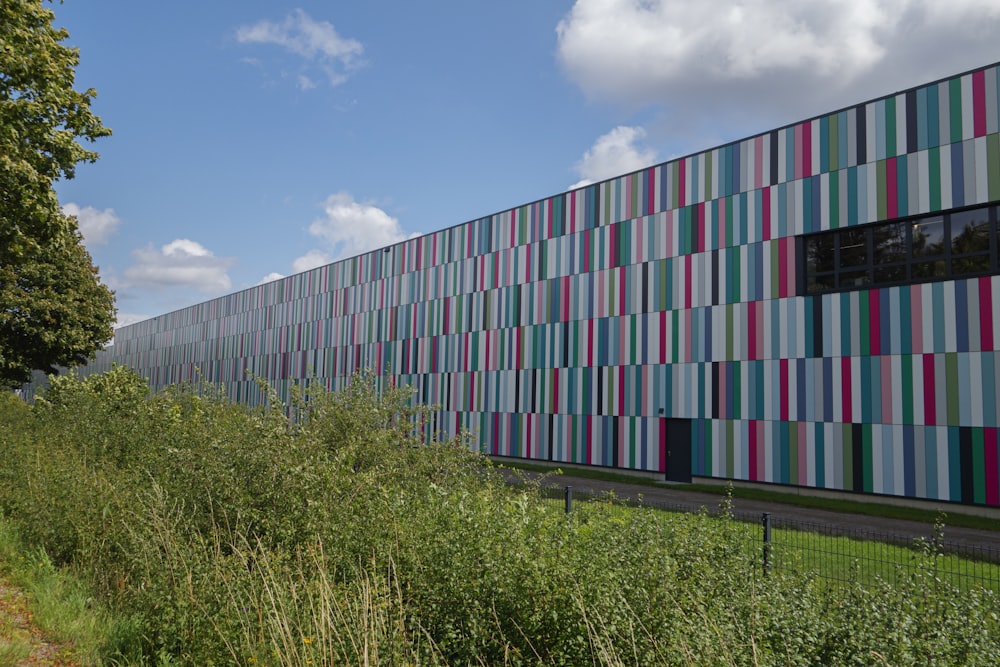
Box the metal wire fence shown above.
[542,485,1000,594]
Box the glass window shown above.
[808,273,834,292]
[912,217,945,257]
[801,205,998,295]
[805,235,835,275]
[874,265,907,283]
[952,255,990,276]
[838,229,868,269]
[912,259,946,279]
[872,221,908,265]
[840,269,870,287]
[950,207,991,256]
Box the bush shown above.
[0,369,997,665]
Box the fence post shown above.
[762,512,772,575]
[565,486,573,514]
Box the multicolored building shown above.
[88,63,1000,507]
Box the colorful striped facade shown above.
[89,63,1000,506]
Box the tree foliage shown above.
[0,0,115,388]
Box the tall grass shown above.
[0,368,998,665]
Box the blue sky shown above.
[52,0,1000,327]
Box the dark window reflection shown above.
[912,217,945,257]
[838,229,868,268]
[950,209,991,256]
[806,236,835,274]
[802,203,997,295]
[872,221,907,264]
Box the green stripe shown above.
[725,420,734,477]
[988,134,1000,201]
[928,146,942,211]
[973,428,986,504]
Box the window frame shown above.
[801,203,999,296]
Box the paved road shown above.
[505,470,1000,553]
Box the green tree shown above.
[0,0,115,388]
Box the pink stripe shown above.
[647,167,656,215]
[562,276,570,322]
[979,277,994,350]
[886,157,898,219]
[881,356,893,422]
[749,421,759,481]
[583,229,591,273]
[841,357,853,422]
[923,354,936,426]
[973,70,987,137]
[985,428,999,506]
[586,415,593,465]
[869,289,881,355]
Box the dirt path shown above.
[0,581,76,667]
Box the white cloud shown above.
[569,126,657,190]
[556,0,1000,122]
[306,192,419,262]
[292,249,331,273]
[62,203,121,245]
[257,272,285,285]
[122,239,235,294]
[236,9,363,87]
[114,312,153,329]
